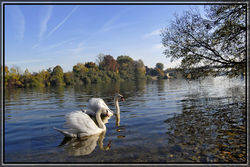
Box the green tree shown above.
[146,66,157,76]
[85,62,99,71]
[20,69,33,88]
[73,63,89,85]
[64,72,74,86]
[155,68,165,79]
[117,55,135,80]
[30,73,44,87]
[86,68,101,84]
[4,66,10,87]
[38,70,51,87]
[84,62,102,84]
[155,63,165,79]
[50,65,64,86]
[8,66,22,87]
[161,5,246,77]
[156,63,164,71]
[99,71,111,83]
[106,71,120,82]
[134,59,146,80]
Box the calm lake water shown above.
[4,76,246,163]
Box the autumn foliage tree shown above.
[99,55,119,72]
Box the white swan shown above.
[54,107,109,138]
[86,93,124,117]
[113,93,124,116]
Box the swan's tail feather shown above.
[53,127,77,138]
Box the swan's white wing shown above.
[88,98,113,116]
[97,98,114,115]
[54,127,77,138]
[88,98,107,111]
[98,98,110,109]
[65,111,102,136]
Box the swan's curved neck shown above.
[116,114,120,126]
[96,109,106,131]
[114,96,120,115]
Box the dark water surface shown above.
[4,77,246,163]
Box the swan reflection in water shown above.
[58,116,111,156]
[115,109,126,139]
[58,131,111,156]
[57,112,125,156]
[116,111,120,127]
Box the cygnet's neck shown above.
[96,109,106,131]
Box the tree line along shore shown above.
[4,54,179,88]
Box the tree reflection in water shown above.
[164,85,246,162]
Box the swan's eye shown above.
[120,97,125,101]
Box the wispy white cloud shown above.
[46,38,77,50]
[101,22,132,33]
[32,43,40,49]
[72,42,85,54]
[9,6,25,40]
[46,5,79,38]
[39,5,53,40]
[143,29,162,38]
[99,7,132,33]
[59,41,85,56]
[44,41,85,56]
[32,6,78,49]
[82,7,132,43]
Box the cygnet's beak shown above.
[121,97,125,101]
[106,110,113,117]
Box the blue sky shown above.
[5,4,203,73]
